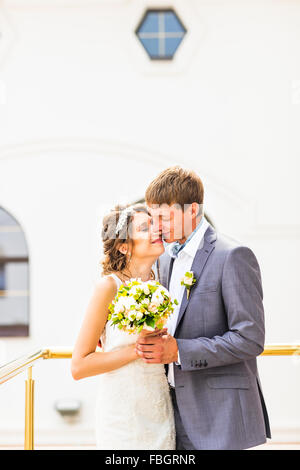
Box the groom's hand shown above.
[135,331,178,364]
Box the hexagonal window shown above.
[135,9,187,60]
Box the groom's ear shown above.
[191,202,200,218]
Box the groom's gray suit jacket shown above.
[159,223,271,450]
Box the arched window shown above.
[0,207,29,336]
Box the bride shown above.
[71,203,175,450]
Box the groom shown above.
[136,166,271,450]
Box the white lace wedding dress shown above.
[94,274,176,450]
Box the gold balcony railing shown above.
[0,348,72,450]
[0,344,299,450]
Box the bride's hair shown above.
[101,203,149,275]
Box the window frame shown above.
[135,8,187,61]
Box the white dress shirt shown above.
[166,216,210,387]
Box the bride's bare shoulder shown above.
[93,275,117,297]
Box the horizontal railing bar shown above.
[261,344,300,356]
[43,345,300,357]
[0,349,46,385]
[0,344,300,385]
[43,348,73,360]
[0,348,75,384]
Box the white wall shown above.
[0,0,299,445]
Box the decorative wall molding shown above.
[1,138,299,239]
[0,426,299,447]
[0,137,257,234]
[0,137,249,204]
[0,426,95,446]
[0,135,242,201]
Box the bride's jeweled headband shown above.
[115,206,134,235]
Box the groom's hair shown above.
[145,166,204,209]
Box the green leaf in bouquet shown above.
[145,317,155,329]
[148,285,158,294]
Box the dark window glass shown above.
[136,9,187,60]
[0,207,29,337]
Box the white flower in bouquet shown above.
[135,310,144,321]
[143,285,150,295]
[114,302,125,314]
[151,291,165,306]
[108,278,178,335]
[118,296,136,310]
[148,302,159,313]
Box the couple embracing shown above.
[71,166,271,450]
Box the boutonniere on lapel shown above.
[181,271,197,300]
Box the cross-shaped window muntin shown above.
[135,9,187,60]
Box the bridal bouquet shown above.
[108,278,178,335]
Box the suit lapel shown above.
[164,256,175,378]
[173,225,217,336]
[156,255,167,287]
[167,257,175,290]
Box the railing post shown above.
[24,366,34,450]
